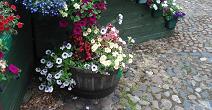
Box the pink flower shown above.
[87,15,97,26]
[8,64,20,75]
[0,52,4,59]
[59,20,69,28]
[95,2,106,10]
[72,27,82,35]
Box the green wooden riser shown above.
[0,6,34,110]
[99,0,172,42]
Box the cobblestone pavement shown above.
[21,0,212,110]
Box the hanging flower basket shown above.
[70,67,122,99]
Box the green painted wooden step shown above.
[99,0,172,42]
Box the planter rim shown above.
[70,67,119,78]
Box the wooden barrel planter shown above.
[70,68,121,99]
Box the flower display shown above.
[58,0,106,62]
[149,0,165,10]
[20,0,68,16]
[60,0,106,22]
[148,0,185,20]
[36,23,134,92]
[36,42,77,92]
[162,0,185,21]
[0,51,21,81]
[0,1,23,35]
[88,24,134,72]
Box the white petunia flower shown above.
[51,52,55,57]
[60,85,65,88]
[45,50,51,55]
[46,61,53,68]
[156,0,160,4]
[68,52,73,58]
[40,59,46,64]
[153,4,158,10]
[73,3,80,9]
[44,87,50,93]
[63,81,70,87]
[57,80,62,85]
[68,86,72,91]
[57,65,62,68]
[91,64,98,72]
[35,68,41,73]
[54,72,62,79]
[62,52,69,59]
[70,79,76,85]
[66,43,72,49]
[48,86,54,93]
[60,46,65,50]
[56,58,63,65]
[40,69,48,75]
[100,28,107,35]
[105,48,111,53]
[46,74,53,81]
[84,64,91,69]
[38,84,45,91]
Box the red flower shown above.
[17,22,23,28]
[7,16,14,21]
[0,52,4,59]
[3,19,9,24]
[10,5,16,10]
[0,26,4,32]
[0,22,4,27]
[8,64,20,75]
[0,15,4,20]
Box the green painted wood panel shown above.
[0,5,34,110]
[99,0,172,42]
